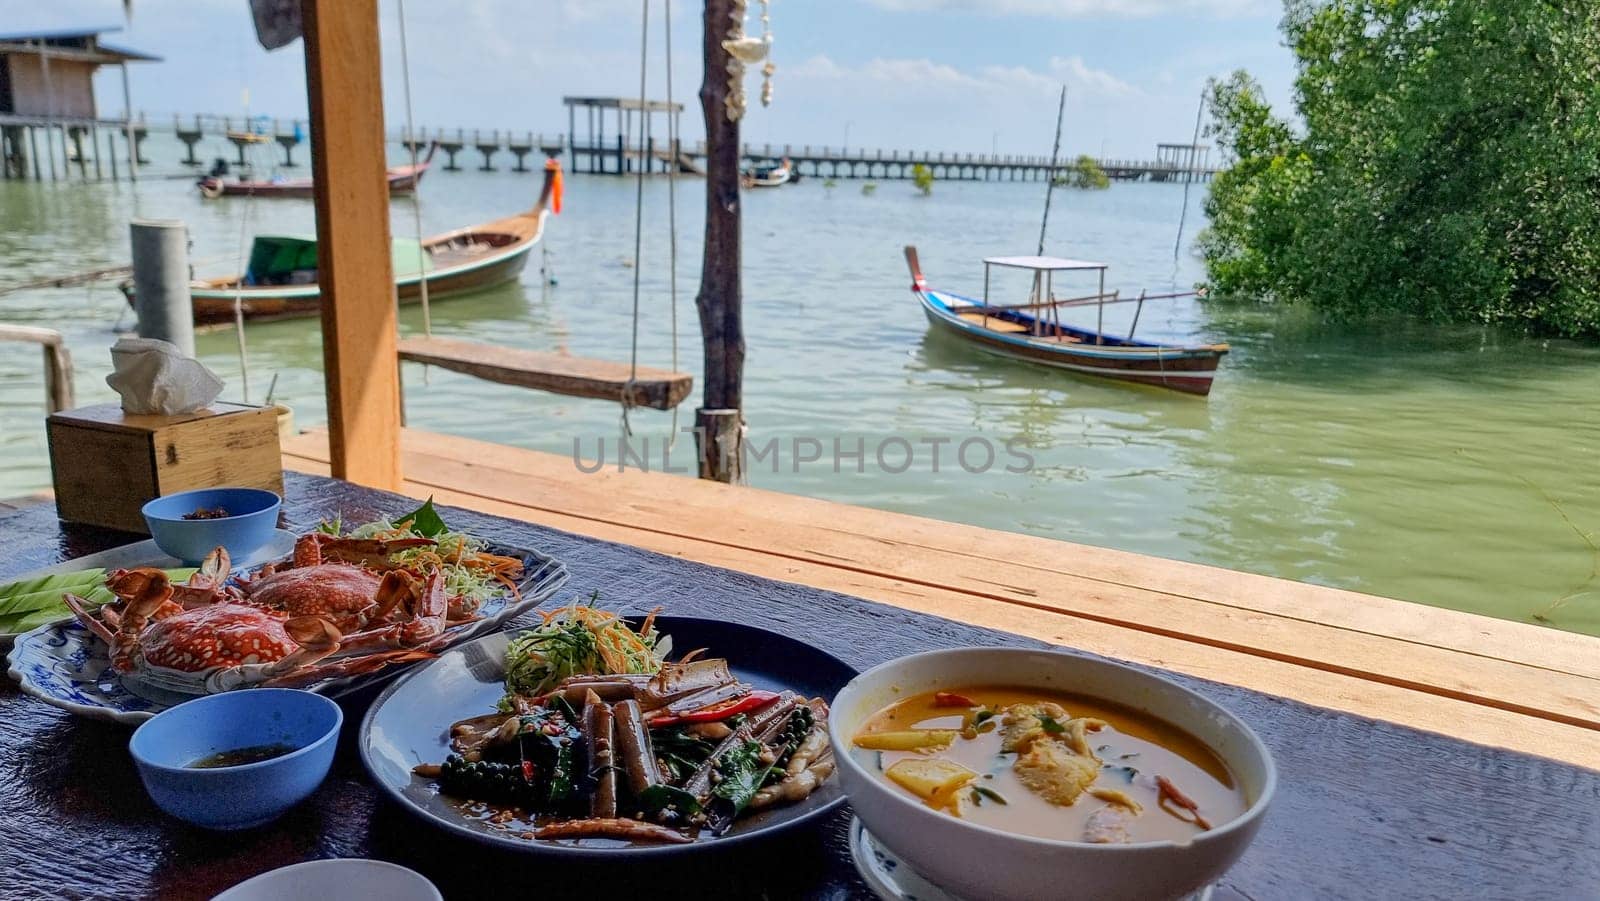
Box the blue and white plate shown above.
[0,529,300,651]
[6,541,568,724]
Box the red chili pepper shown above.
[647,690,780,727]
[933,691,978,708]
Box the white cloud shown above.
[791,53,1138,99]
[865,0,1274,18]
[861,58,985,88]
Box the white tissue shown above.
[105,337,225,415]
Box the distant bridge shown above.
[567,138,1218,183]
[0,106,1217,185]
[560,94,1216,184]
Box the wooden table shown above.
[1,473,1595,900]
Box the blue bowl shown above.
[129,689,342,830]
[142,487,282,564]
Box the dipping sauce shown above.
[187,742,298,768]
[182,507,232,520]
[852,686,1246,844]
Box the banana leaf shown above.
[0,570,109,616]
[0,567,196,634]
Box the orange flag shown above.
[545,158,564,215]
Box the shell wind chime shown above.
[721,0,774,121]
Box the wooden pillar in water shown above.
[303,0,402,489]
[694,0,746,482]
[120,63,138,182]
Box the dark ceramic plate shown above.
[359,615,857,858]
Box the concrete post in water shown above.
[129,219,195,357]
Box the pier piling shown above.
[508,132,533,171]
[175,114,203,166]
[475,129,498,171]
[128,219,196,357]
[275,131,301,166]
[439,129,464,170]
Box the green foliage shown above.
[1201,1,1600,336]
[1053,155,1110,190]
[911,163,934,195]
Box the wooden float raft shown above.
[283,427,1600,770]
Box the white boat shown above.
[743,158,792,188]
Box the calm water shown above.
[2,163,1597,635]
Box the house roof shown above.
[0,26,161,64]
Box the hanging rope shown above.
[664,0,681,450]
[1173,83,1207,272]
[622,0,651,437]
[396,0,432,337]
[229,90,257,403]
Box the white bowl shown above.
[212,859,441,901]
[830,647,1276,901]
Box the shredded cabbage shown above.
[318,514,520,611]
[500,600,668,709]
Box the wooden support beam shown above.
[695,0,746,482]
[302,0,402,490]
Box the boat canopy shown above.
[244,235,433,284]
[983,255,1106,271]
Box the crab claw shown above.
[291,533,437,569]
[247,616,346,684]
[260,648,437,689]
[63,593,119,647]
[192,546,231,589]
[283,615,343,651]
[106,568,172,606]
[337,570,458,653]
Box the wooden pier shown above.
[283,426,1600,769]
[561,136,1217,182]
[2,105,1215,184]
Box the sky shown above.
[10,0,1297,160]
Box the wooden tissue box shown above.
[46,403,284,534]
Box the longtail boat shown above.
[903,246,1228,396]
[126,160,563,327]
[197,144,436,199]
[742,158,792,188]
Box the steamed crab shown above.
[63,566,429,695]
[61,534,478,696]
[235,533,486,636]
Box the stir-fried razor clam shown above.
[416,649,833,844]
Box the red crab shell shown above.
[138,604,298,671]
[241,564,384,625]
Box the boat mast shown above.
[1032,84,1067,308]
[1036,84,1067,256]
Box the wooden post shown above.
[694,0,746,483]
[120,63,138,182]
[303,0,402,489]
[0,326,74,414]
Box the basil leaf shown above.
[711,740,767,811]
[637,784,702,818]
[398,496,448,538]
